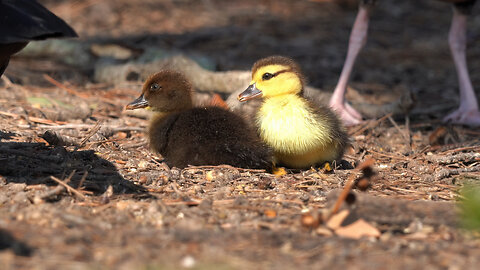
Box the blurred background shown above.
[4,0,480,121]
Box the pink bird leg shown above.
[329,5,370,126]
[443,10,480,126]
[331,1,479,126]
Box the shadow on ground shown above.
[0,132,144,194]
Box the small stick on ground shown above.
[367,149,411,161]
[327,158,375,219]
[425,152,480,165]
[328,174,356,219]
[50,175,87,201]
[442,145,480,155]
[33,123,145,131]
[388,115,410,146]
[77,171,88,189]
[42,130,79,146]
[170,181,186,197]
[435,164,480,181]
[40,185,66,201]
[77,121,102,148]
[43,74,90,99]
[405,115,411,146]
[0,110,66,125]
[350,113,392,137]
[40,171,76,201]
[121,141,148,149]
[185,164,266,173]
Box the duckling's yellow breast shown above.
[257,95,332,154]
[256,95,340,168]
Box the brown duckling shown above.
[126,70,272,169]
[238,56,349,169]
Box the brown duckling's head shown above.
[126,70,193,112]
[238,56,306,102]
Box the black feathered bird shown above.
[126,70,273,170]
[0,0,77,76]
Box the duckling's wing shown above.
[220,141,273,169]
[157,107,272,169]
[201,107,272,169]
[148,113,180,155]
[306,98,350,155]
[0,0,77,44]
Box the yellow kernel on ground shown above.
[264,209,277,218]
[273,167,288,177]
[323,162,332,172]
[205,170,215,181]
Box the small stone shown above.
[13,192,29,204]
[180,255,196,268]
[301,213,319,229]
[264,209,277,219]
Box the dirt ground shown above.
[1,0,480,269]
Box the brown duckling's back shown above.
[126,70,272,169]
[149,106,271,169]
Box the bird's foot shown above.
[330,101,363,126]
[443,108,480,126]
[344,102,362,120]
[0,75,13,88]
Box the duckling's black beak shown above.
[126,94,149,110]
[238,83,263,102]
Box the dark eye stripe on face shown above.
[272,69,291,77]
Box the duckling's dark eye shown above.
[262,73,274,80]
[150,83,161,91]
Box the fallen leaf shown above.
[404,232,428,240]
[315,227,333,236]
[210,94,229,109]
[116,131,128,139]
[429,126,447,145]
[264,209,277,218]
[326,209,350,230]
[334,218,380,239]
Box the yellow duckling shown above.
[238,56,349,169]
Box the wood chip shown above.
[326,209,350,230]
[334,219,381,239]
[264,209,277,218]
[315,227,333,236]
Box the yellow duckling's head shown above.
[238,56,305,102]
[126,70,193,112]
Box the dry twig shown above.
[50,175,87,201]
[43,74,90,99]
[349,113,392,136]
[327,158,375,219]
[78,121,102,148]
[40,171,75,201]
[388,115,410,147]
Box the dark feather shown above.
[0,0,77,44]
[0,0,77,76]
[149,107,272,169]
